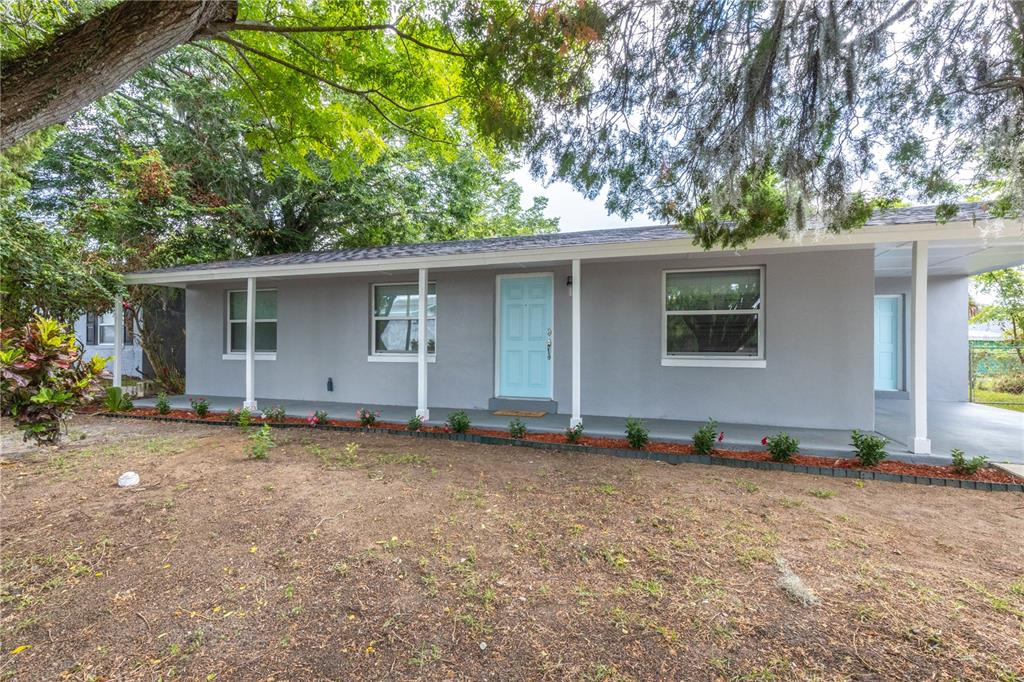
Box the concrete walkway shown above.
[134,395,1023,465]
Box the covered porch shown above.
[134,394,1024,465]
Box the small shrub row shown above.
[762,432,800,462]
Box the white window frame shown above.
[661,266,766,368]
[224,288,277,360]
[367,281,437,363]
[96,312,116,346]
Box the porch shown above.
[133,395,1024,465]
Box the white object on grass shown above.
[118,471,140,488]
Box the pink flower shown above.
[761,436,768,446]
[718,431,725,442]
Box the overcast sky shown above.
[511,167,657,233]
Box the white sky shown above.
[512,167,657,232]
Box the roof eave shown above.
[124,218,1020,286]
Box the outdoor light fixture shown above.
[327,377,334,392]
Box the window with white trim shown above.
[227,289,277,353]
[98,312,116,345]
[663,267,763,359]
[372,283,436,355]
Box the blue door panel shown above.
[500,276,552,398]
[874,296,901,391]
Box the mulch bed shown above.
[117,407,1022,484]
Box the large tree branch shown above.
[209,20,466,57]
[213,35,450,145]
[1,1,239,149]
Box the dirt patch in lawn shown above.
[2,416,1023,680]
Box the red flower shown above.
[718,431,725,442]
[761,436,768,446]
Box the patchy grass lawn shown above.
[972,387,1024,413]
[2,417,1023,681]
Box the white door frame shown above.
[874,293,904,392]
[494,272,555,400]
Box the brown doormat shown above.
[493,410,547,418]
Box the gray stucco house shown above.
[118,203,1023,457]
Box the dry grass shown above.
[1,416,1023,681]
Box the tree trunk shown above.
[1,0,238,149]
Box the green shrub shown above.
[189,397,209,417]
[565,422,584,443]
[309,410,328,426]
[247,424,274,460]
[950,448,987,475]
[446,410,471,434]
[993,373,1024,394]
[356,407,379,426]
[238,407,252,428]
[692,418,718,455]
[155,392,171,415]
[0,316,106,444]
[103,386,133,412]
[508,417,527,439]
[625,417,649,449]
[263,405,287,421]
[850,430,888,466]
[223,408,241,425]
[763,432,799,462]
[407,414,423,432]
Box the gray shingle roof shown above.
[133,202,992,275]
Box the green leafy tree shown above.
[973,268,1024,365]
[527,1,1023,247]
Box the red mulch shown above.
[116,408,1022,484]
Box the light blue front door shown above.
[874,295,902,391]
[499,275,553,398]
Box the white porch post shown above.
[112,295,123,388]
[909,241,930,454]
[416,267,430,420]
[244,277,258,411]
[570,259,582,428]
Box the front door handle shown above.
[546,338,552,360]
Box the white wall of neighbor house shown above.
[73,313,144,378]
[874,275,969,402]
[183,249,877,430]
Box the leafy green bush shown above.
[223,408,241,425]
[155,392,171,415]
[625,417,649,449]
[692,418,718,455]
[564,422,584,443]
[993,373,1024,394]
[763,432,799,462]
[103,386,133,412]
[357,407,380,426]
[263,405,287,421]
[189,397,209,417]
[950,448,987,475]
[247,424,274,460]
[223,407,252,428]
[407,414,423,431]
[508,417,527,439]
[446,410,471,434]
[0,316,106,444]
[850,430,888,466]
[308,410,328,426]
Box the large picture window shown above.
[372,283,436,355]
[663,267,763,362]
[227,289,277,353]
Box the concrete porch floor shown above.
[134,395,1024,465]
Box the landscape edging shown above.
[95,412,1024,493]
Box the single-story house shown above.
[117,202,1023,456]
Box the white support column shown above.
[112,295,124,388]
[909,241,930,454]
[570,259,582,429]
[244,277,258,411]
[416,267,430,421]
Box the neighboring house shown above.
[74,310,144,379]
[969,319,1007,342]
[121,202,1023,455]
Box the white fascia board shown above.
[124,218,1022,286]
